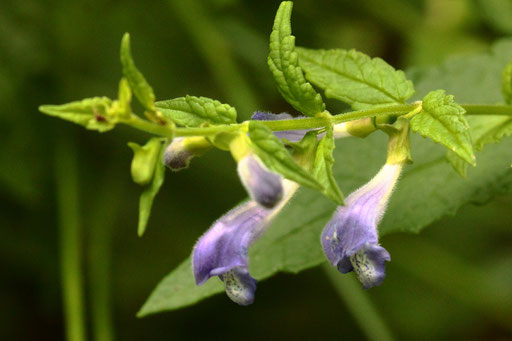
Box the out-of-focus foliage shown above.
[1,0,512,340]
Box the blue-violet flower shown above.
[237,154,283,208]
[193,180,298,305]
[163,136,212,171]
[321,163,403,289]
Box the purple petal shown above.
[237,154,283,208]
[321,164,402,288]
[193,180,299,305]
[193,201,270,286]
[251,112,293,121]
[252,111,310,142]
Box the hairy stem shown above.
[126,103,512,139]
[461,104,512,116]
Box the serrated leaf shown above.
[312,125,344,204]
[267,2,325,116]
[248,121,321,191]
[297,47,415,110]
[138,41,512,316]
[39,97,115,132]
[138,138,166,237]
[502,60,512,104]
[411,90,475,165]
[128,138,162,186]
[120,33,156,111]
[155,95,237,127]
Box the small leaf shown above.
[411,90,475,165]
[138,138,166,236]
[128,138,163,186]
[267,1,325,116]
[248,121,321,191]
[312,125,344,204]
[120,33,156,111]
[117,77,132,118]
[155,95,237,127]
[39,97,115,132]
[297,47,415,110]
[502,60,512,104]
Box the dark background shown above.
[2,0,512,340]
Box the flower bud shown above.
[163,136,212,171]
[237,154,283,208]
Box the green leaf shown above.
[39,97,115,132]
[312,125,344,204]
[297,47,415,110]
[502,60,512,104]
[128,138,163,186]
[137,258,223,316]
[267,2,325,116]
[155,95,237,127]
[120,33,156,111]
[138,138,166,237]
[474,117,512,151]
[411,90,475,165]
[248,121,322,191]
[446,150,467,178]
[117,77,132,118]
[138,40,512,315]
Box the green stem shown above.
[126,115,174,137]
[55,138,87,341]
[461,104,512,116]
[126,103,512,139]
[172,104,416,137]
[323,263,396,341]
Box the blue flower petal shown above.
[238,154,283,208]
[321,164,402,288]
[193,201,270,286]
[193,180,299,305]
[252,111,310,142]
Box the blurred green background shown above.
[2,0,512,340]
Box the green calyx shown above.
[346,117,377,138]
[128,138,164,185]
[380,117,412,165]
[228,132,253,162]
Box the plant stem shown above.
[461,104,512,116]
[126,115,174,137]
[55,138,87,341]
[323,263,396,341]
[126,103,512,139]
